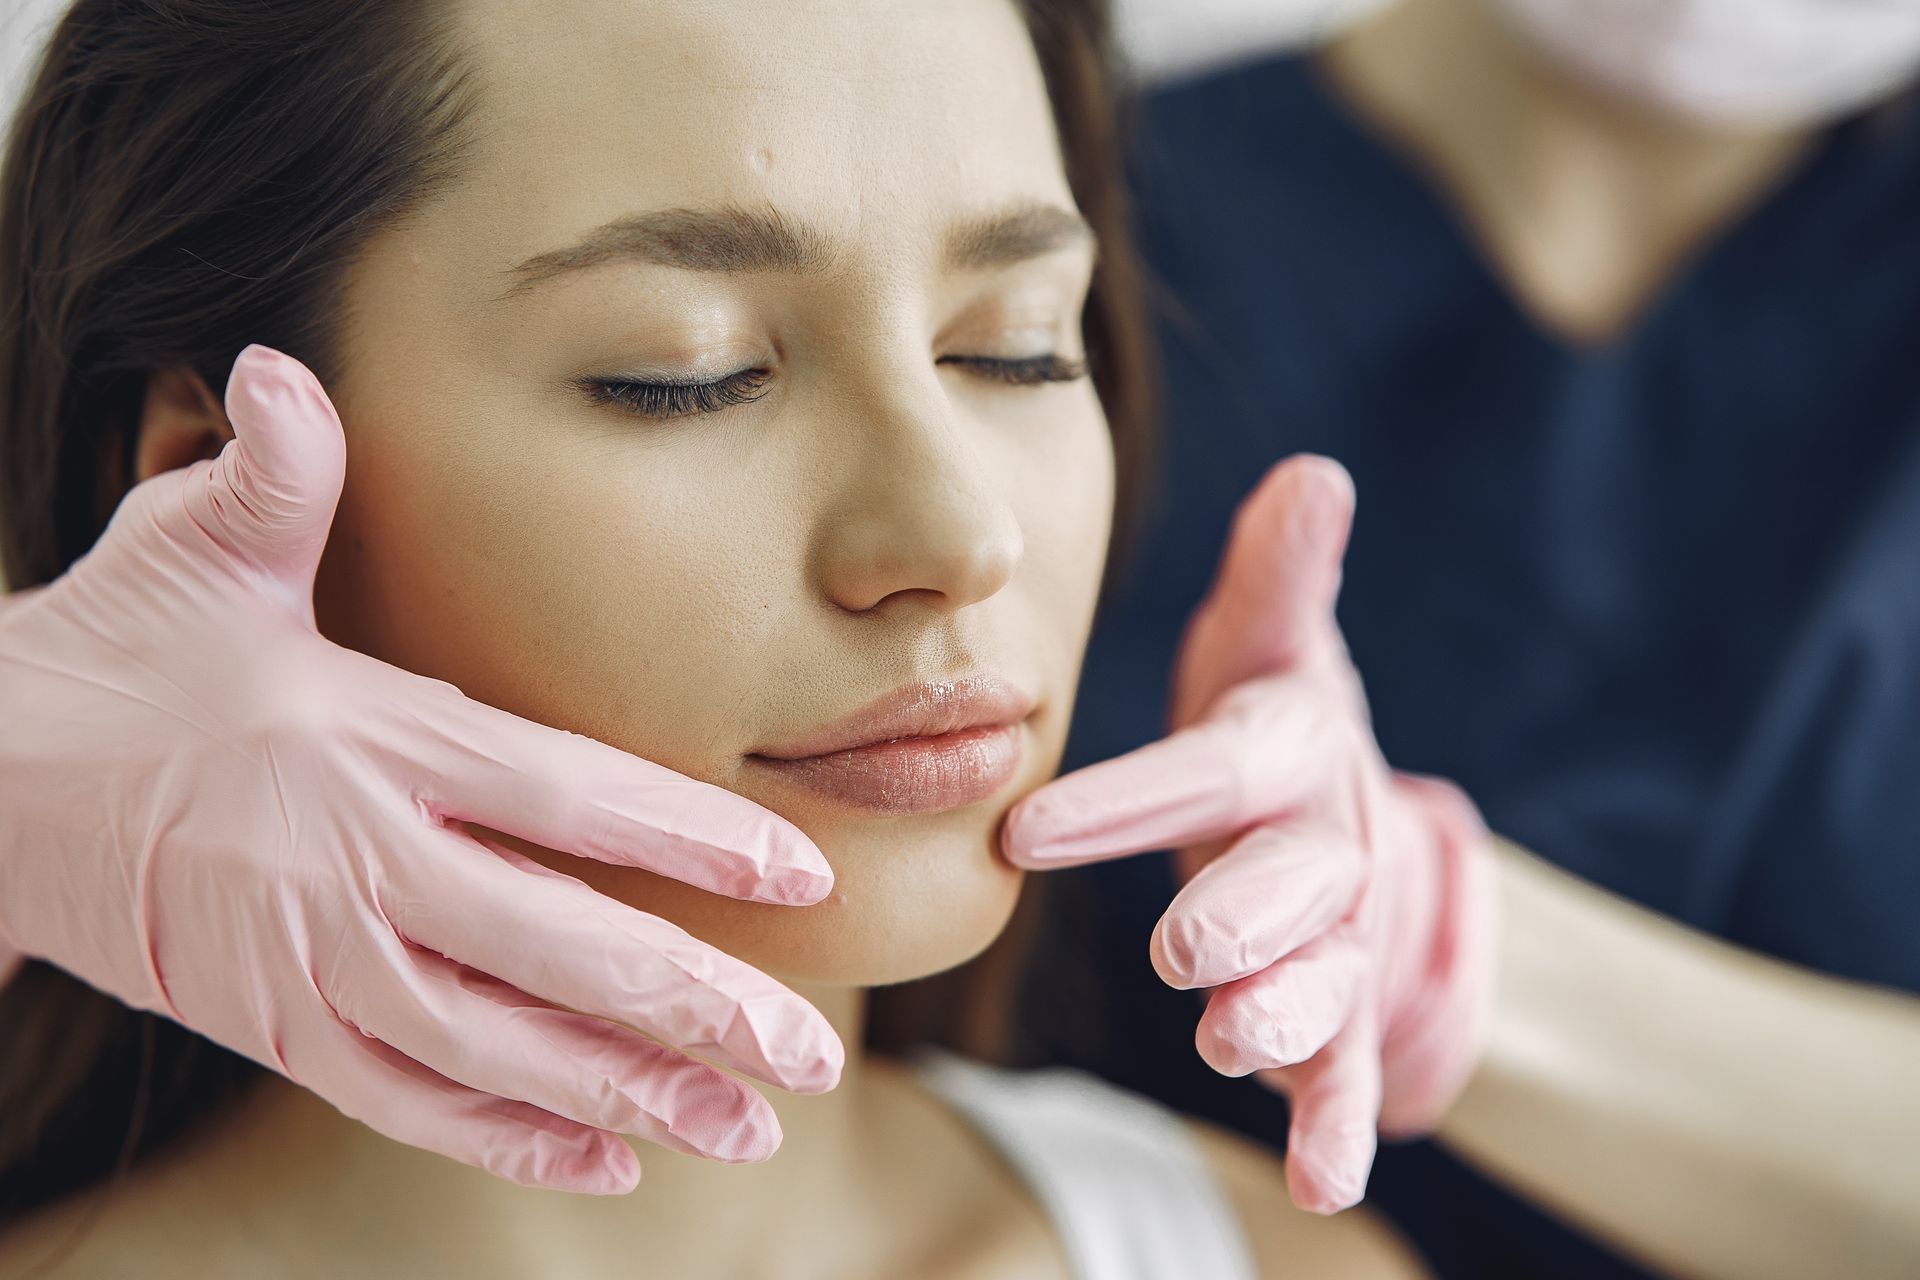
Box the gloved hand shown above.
[1003,455,1498,1213]
[0,344,842,1195]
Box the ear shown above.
[134,365,235,483]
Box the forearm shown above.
[1437,839,1920,1280]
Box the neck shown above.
[1317,0,1814,343]
[173,982,907,1276]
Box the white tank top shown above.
[912,1049,1261,1280]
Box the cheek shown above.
[311,392,802,780]
[1014,395,1116,671]
[1030,389,1116,553]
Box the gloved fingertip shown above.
[1193,1023,1260,1078]
[1000,781,1118,867]
[212,342,344,553]
[998,837,1052,869]
[1198,1003,1311,1075]
[734,1112,785,1164]
[1269,454,1356,545]
[756,862,836,907]
[998,803,1066,867]
[1285,1130,1376,1215]
[1292,1183,1360,1216]
[592,1144,642,1194]
[234,341,300,375]
[776,1026,847,1096]
[1285,1150,1366,1216]
[1148,917,1200,989]
[528,1132,640,1196]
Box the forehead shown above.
[434,0,1070,273]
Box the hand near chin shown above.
[1002,455,1498,1214]
[0,345,842,1195]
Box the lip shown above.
[746,675,1035,815]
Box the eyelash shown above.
[575,353,1089,421]
[574,367,774,419]
[942,353,1090,387]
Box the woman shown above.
[0,0,1424,1274]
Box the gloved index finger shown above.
[412,683,833,907]
[1002,678,1337,868]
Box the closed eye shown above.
[570,368,773,420]
[939,353,1088,386]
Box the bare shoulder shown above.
[1184,1118,1431,1280]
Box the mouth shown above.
[745,675,1036,815]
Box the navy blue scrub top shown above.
[1012,54,1920,1280]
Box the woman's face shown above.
[313,0,1113,985]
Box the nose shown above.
[812,365,1024,615]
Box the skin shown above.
[1322,0,1812,345]
[0,1,1423,1275]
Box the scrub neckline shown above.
[1282,48,1866,361]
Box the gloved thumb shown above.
[188,343,347,586]
[1169,453,1355,727]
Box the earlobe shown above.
[134,365,236,483]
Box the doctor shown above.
[1008,0,1920,1277]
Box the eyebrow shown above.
[943,203,1096,272]
[493,200,1095,301]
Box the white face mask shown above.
[1491,0,1920,128]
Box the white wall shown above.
[2,0,67,133]
[1114,0,1391,85]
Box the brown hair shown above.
[0,0,1157,1236]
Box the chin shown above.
[503,804,1028,988]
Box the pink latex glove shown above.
[0,344,843,1195]
[1003,455,1497,1213]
